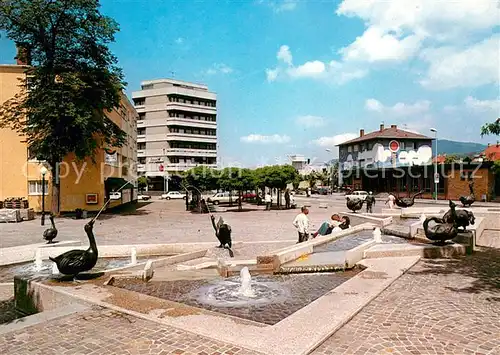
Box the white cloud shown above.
[419,35,500,90]
[206,63,233,75]
[295,115,327,128]
[267,46,368,84]
[240,134,291,144]
[259,0,297,13]
[265,68,279,82]
[339,26,422,63]
[365,98,431,116]
[175,37,184,44]
[277,45,293,65]
[464,96,500,112]
[312,133,358,148]
[336,0,499,41]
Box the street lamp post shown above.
[325,148,339,192]
[40,166,48,225]
[430,128,438,201]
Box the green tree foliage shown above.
[0,0,125,214]
[137,176,148,192]
[481,118,500,137]
[182,166,218,193]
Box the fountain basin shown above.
[110,270,360,325]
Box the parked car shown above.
[242,192,256,200]
[207,192,240,205]
[137,194,151,201]
[160,191,186,200]
[345,190,368,200]
[109,192,121,200]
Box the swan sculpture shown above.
[423,200,458,244]
[443,208,475,231]
[211,215,234,257]
[43,214,58,244]
[49,219,98,280]
[459,180,475,207]
[346,197,364,213]
[394,190,425,208]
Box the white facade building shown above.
[132,78,217,189]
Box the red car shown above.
[242,192,257,200]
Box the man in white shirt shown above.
[293,206,310,243]
[385,194,396,209]
[264,192,272,210]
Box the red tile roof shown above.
[337,126,433,146]
[481,144,500,161]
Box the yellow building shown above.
[0,62,138,213]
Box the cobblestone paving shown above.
[312,248,500,355]
[0,306,260,355]
[112,271,359,325]
[0,200,370,248]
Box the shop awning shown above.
[105,177,135,191]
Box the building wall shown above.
[446,167,495,201]
[0,65,29,201]
[0,65,137,212]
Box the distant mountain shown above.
[433,139,487,155]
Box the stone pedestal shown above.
[19,208,35,221]
[0,209,21,223]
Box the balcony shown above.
[136,102,216,115]
[166,117,216,129]
[137,164,146,172]
[165,163,217,172]
[137,134,146,142]
[137,120,145,127]
[166,148,217,157]
[166,133,217,143]
[137,149,146,156]
[132,86,216,101]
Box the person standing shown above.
[385,194,396,209]
[293,206,310,243]
[365,192,375,213]
[264,191,272,211]
[284,189,290,209]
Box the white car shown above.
[207,192,240,205]
[160,191,186,200]
[109,192,121,200]
[345,191,369,200]
[137,194,151,201]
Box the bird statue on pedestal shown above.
[423,200,458,244]
[49,219,98,281]
[43,214,58,244]
[346,197,364,213]
[394,190,425,208]
[459,180,475,207]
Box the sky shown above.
[1,0,499,168]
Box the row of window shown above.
[169,127,216,136]
[345,141,417,153]
[169,157,216,164]
[168,96,216,107]
[168,112,216,121]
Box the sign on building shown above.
[434,173,440,184]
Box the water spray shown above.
[91,179,136,223]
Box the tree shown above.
[182,166,218,193]
[481,118,500,137]
[256,165,297,207]
[0,0,125,214]
[137,176,148,192]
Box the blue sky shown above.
[1,0,499,167]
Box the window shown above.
[353,144,359,152]
[406,141,415,150]
[29,180,49,195]
[137,128,146,135]
[141,84,153,90]
[133,98,145,106]
[347,146,352,153]
[400,142,405,150]
[138,143,146,150]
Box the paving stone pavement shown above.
[312,248,500,355]
[0,200,369,248]
[0,306,260,355]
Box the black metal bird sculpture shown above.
[49,219,98,280]
[339,216,351,230]
[394,190,425,208]
[211,215,234,257]
[459,180,475,207]
[346,197,364,213]
[43,214,58,244]
[423,200,458,244]
[443,208,475,231]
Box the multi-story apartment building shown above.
[132,78,217,191]
[0,49,138,212]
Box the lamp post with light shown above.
[40,166,48,225]
[430,128,438,201]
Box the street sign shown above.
[434,173,440,183]
[389,140,400,153]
